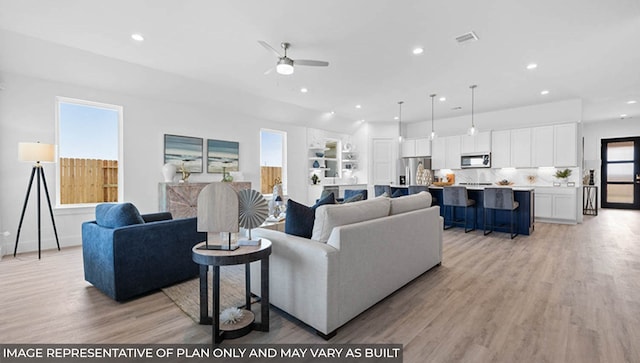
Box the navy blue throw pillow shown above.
[285,192,335,238]
[95,202,145,228]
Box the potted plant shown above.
[311,174,320,185]
[554,168,572,183]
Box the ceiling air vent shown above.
[456,31,479,44]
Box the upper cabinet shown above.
[554,123,577,167]
[461,131,491,154]
[401,139,415,157]
[445,136,461,169]
[491,130,511,168]
[432,136,459,169]
[491,123,578,168]
[510,128,532,168]
[432,137,446,169]
[401,137,431,157]
[532,126,554,167]
[415,138,432,157]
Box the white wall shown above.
[0,72,309,256]
[405,99,583,138]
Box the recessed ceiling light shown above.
[131,33,144,42]
[412,47,424,55]
[526,63,538,70]
[540,90,550,95]
[355,104,362,109]
[359,119,365,123]
[393,116,399,120]
[329,111,335,115]
[627,100,637,104]
[300,87,308,93]
[620,114,628,118]
[439,97,446,102]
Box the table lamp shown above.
[197,182,240,250]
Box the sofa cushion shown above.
[311,197,391,243]
[285,193,335,238]
[95,203,145,228]
[389,191,433,215]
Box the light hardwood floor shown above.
[1,209,639,362]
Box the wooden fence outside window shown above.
[59,158,118,204]
[260,166,282,194]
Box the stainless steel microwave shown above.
[461,153,491,168]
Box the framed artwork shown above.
[164,134,203,173]
[207,139,239,173]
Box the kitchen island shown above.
[429,186,534,236]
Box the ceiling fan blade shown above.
[258,40,282,58]
[294,59,329,67]
[264,67,274,75]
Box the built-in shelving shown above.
[341,150,358,171]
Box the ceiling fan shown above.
[258,41,329,75]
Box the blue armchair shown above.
[82,203,206,301]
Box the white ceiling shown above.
[1,0,639,133]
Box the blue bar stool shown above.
[408,185,428,194]
[443,186,476,232]
[374,185,391,197]
[483,187,519,239]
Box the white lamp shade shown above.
[18,142,56,162]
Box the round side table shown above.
[192,239,271,344]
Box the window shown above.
[56,97,123,206]
[260,129,287,195]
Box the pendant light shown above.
[429,94,437,140]
[397,101,404,143]
[467,85,478,136]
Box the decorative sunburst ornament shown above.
[238,189,268,245]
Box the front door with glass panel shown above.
[601,137,640,209]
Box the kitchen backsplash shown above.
[434,167,584,187]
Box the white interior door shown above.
[372,138,395,185]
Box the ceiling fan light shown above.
[276,58,294,75]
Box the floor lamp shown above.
[14,142,60,259]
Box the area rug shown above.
[162,264,257,324]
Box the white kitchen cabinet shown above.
[510,128,532,168]
[532,126,554,167]
[461,131,491,154]
[491,130,511,168]
[415,137,431,157]
[534,187,577,223]
[445,135,461,169]
[401,139,415,157]
[401,137,431,157]
[554,123,577,167]
[431,137,446,170]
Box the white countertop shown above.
[321,183,367,187]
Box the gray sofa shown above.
[250,192,443,338]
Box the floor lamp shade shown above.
[14,142,60,259]
[18,142,56,163]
